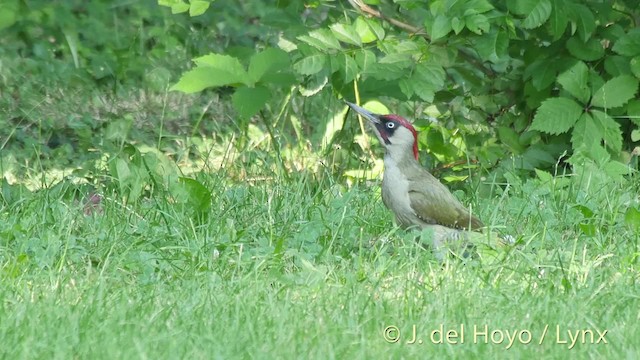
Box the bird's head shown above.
[346,102,419,160]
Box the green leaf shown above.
[231,86,271,119]
[465,14,490,35]
[507,0,536,15]
[631,129,640,142]
[354,49,376,73]
[191,53,248,83]
[569,4,596,42]
[293,54,327,75]
[430,15,452,41]
[630,56,640,79]
[248,48,290,84]
[339,54,359,83]
[592,110,623,154]
[354,17,377,43]
[297,29,342,51]
[171,67,243,93]
[299,74,328,97]
[451,17,464,34]
[624,206,640,231]
[498,126,525,153]
[571,113,600,149]
[462,0,494,14]
[627,100,640,126]
[557,61,590,104]
[189,0,210,16]
[612,28,640,56]
[591,75,639,109]
[167,2,189,14]
[526,60,557,91]
[0,0,18,30]
[605,56,632,77]
[522,0,551,29]
[548,0,568,40]
[566,37,605,61]
[330,23,362,46]
[407,63,446,102]
[177,177,212,214]
[415,62,446,88]
[534,168,553,183]
[531,97,583,134]
[475,30,509,62]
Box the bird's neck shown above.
[384,145,419,169]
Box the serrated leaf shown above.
[248,48,290,84]
[531,97,583,134]
[605,56,632,76]
[612,28,640,56]
[354,17,377,43]
[330,23,362,46]
[498,126,525,153]
[591,75,639,109]
[592,110,623,154]
[557,61,590,104]
[299,74,328,97]
[171,67,244,93]
[475,32,498,61]
[361,18,385,41]
[628,100,640,126]
[332,53,359,83]
[526,60,557,91]
[571,113,600,149]
[535,168,553,182]
[354,49,376,73]
[430,15,452,41]
[566,37,604,61]
[506,0,535,15]
[522,0,551,29]
[462,0,494,14]
[398,78,415,99]
[231,86,271,119]
[630,56,640,78]
[569,4,595,42]
[465,14,490,35]
[297,29,342,51]
[189,0,210,16]
[548,0,568,40]
[189,53,248,85]
[408,63,446,102]
[416,62,446,88]
[293,54,327,75]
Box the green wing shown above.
[407,173,484,231]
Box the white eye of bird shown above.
[386,122,395,129]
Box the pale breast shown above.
[381,156,422,229]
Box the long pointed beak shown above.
[345,101,381,124]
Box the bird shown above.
[346,101,508,258]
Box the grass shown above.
[1,156,638,358]
[1,7,639,357]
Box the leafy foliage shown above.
[168,0,640,179]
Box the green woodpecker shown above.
[346,102,504,257]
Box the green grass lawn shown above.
[1,158,638,358]
[2,1,639,358]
